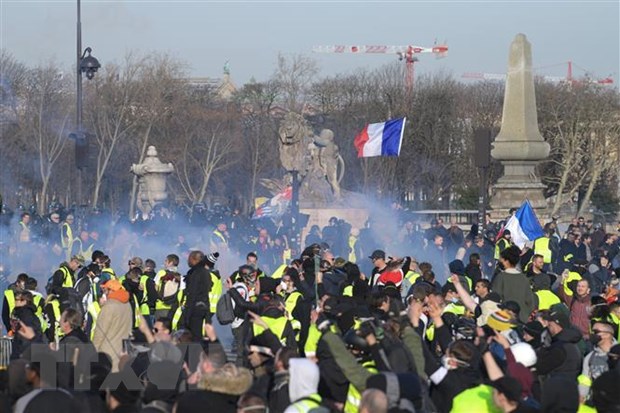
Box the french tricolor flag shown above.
[354,117,406,158]
[503,200,544,249]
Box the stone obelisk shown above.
[490,34,550,218]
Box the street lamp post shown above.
[72,0,100,208]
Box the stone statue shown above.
[278,112,314,173]
[313,129,345,199]
[490,34,550,216]
[130,146,174,216]
[278,113,345,202]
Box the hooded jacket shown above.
[285,358,320,412]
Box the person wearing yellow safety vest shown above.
[2,273,28,332]
[533,229,555,270]
[98,255,116,284]
[348,228,360,263]
[283,358,322,413]
[10,290,44,360]
[123,267,158,329]
[248,293,297,351]
[204,251,223,316]
[16,212,32,244]
[210,222,230,252]
[49,255,84,296]
[25,277,46,331]
[154,253,181,319]
[74,263,102,338]
[279,272,304,338]
[494,229,513,261]
[60,214,76,261]
[578,322,616,403]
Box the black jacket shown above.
[10,304,44,359]
[184,265,213,311]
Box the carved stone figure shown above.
[130,146,174,215]
[277,113,345,203]
[313,129,345,200]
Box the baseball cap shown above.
[541,304,571,329]
[369,250,386,260]
[71,255,85,266]
[490,376,522,403]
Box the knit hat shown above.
[258,277,279,295]
[486,310,516,332]
[206,252,219,266]
[477,300,500,327]
[101,279,123,292]
[448,260,465,276]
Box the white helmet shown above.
[510,342,537,368]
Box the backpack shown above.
[61,288,85,316]
[216,291,235,325]
[158,271,181,306]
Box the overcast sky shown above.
[1,0,618,85]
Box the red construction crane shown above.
[463,61,614,85]
[313,44,448,95]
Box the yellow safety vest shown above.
[155,270,176,312]
[426,304,466,341]
[51,299,64,340]
[283,248,292,265]
[87,301,101,340]
[344,361,378,413]
[451,384,501,413]
[209,272,223,314]
[284,291,302,319]
[211,230,227,245]
[32,294,46,331]
[563,271,582,296]
[171,290,186,331]
[348,236,357,263]
[138,275,151,315]
[405,271,421,285]
[343,285,353,297]
[60,266,74,288]
[253,316,290,346]
[577,403,597,413]
[101,268,116,280]
[494,238,510,260]
[61,222,74,252]
[271,264,287,279]
[4,290,16,319]
[289,394,322,413]
[304,324,321,358]
[535,290,561,311]
[533,237,552,264]
[132,295,142,328]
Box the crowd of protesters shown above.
[1,200,620,413]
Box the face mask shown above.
[449,297,459,304]
[280,281,288,291]
[589,333,602,346]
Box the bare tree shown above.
[173,105,241,204]
[18,63,72,214]
[273,53,319,112]
[86,55,143,207]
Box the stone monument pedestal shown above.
[299,192,369,239]
[489,34,550,219]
